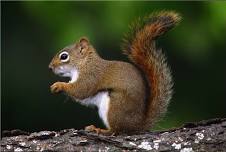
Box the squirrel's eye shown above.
[61,53,68,60]
[59,51,69,62]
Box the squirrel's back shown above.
[122,11,181,129]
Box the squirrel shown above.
[49,11,181,135]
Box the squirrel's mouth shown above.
[54,66,79,83]
[57,72,71,77]
[54,73,68,83]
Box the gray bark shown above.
[1,118,226,151]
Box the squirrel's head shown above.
[49,37,97,83]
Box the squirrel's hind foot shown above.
[85,125,113,136]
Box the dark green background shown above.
[2,2,226,132]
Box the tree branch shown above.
[1,118,226,151]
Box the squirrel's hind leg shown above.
[85,125,113,136]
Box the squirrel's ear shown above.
[79,37,89,51]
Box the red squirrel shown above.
[49,11,181,135]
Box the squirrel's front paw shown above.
[50,82,66,94]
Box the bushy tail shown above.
[122,11,181,129]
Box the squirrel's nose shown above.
[49,64,53,71]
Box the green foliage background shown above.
[2,1,226,132]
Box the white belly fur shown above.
[79,92,110,128]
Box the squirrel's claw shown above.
[85,125,112,136]
[85,125,97,132]
[50,82,66,94]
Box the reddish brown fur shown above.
[49,11,181,134]
[124,11,181,129]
